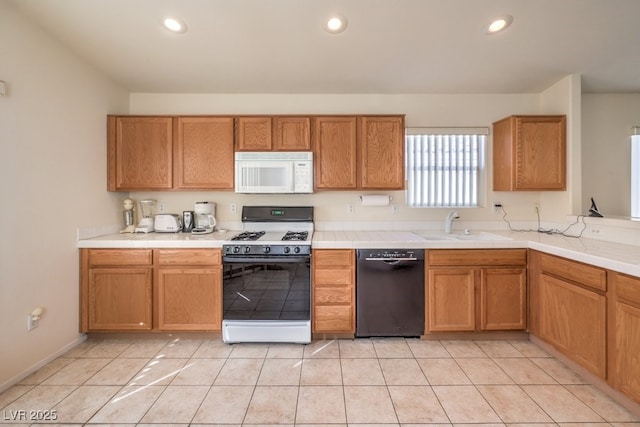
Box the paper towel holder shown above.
[359,194,392,206]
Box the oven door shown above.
[222,255,311,343]
[222,255,311,321]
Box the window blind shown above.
[406,129,487,207]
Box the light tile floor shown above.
[1,337,639,425]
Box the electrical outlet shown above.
[347,203,354,214]
[493,202,502,213]
[391,204,399,215]
[230,203,237,213]
[157,202,165,214]
[27,315,39,331]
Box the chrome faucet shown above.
[444,210,460,234]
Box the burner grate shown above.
[282,231,309,241]
[230,231,266,241]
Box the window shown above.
[406,128,487,207]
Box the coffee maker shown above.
[192,201,216,234]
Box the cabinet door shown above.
[539,274,606,377]
[108,116,173,191]
[273,117,311,151]
[156,267,221,331]
[609,272,640,401]
[236,117,272,151]
[493,115,566,191]
[175,117,234,189]
[88,267,152,330]
[427,268,476,332]
[480,267,527,330]
[358,116,405,189]
[313,116,358,189]
[612,300,640,401]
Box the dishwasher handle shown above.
[365,257,418,262]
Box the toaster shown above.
[154,214,183,233]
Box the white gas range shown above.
[221,206,313,344]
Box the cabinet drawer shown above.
[314,268,353,286]
[313,249,353,267]
[613,272,640,307]
[157,249,221,266]
[315,286,352,304]
[88,249,152,266]
[428,249,526,266]
[314,305,353,332]
[539,253,606,292]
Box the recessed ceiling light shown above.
[324,14,348,34]
[163,17,187,34]
[487,15,513,34]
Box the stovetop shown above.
[229,230,309,242]
[223,206,313,256]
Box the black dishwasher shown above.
[355,249,425,337]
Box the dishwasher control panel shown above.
[357,249,424,260]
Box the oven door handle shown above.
[223,256,311,264]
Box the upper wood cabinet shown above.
[313,116,358,189]
[273,116,311,151]
[235,116,272,151]
[358,116,405,189]
[236,116,311,151]
[108,116,173,191]
[492,115,566,191]
[175,117,234,190]
[313,115,405,190]
[108,115,234,191]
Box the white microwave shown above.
[235,152,313,194]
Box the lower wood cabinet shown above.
[80,248,221,332]
[529,251,607,378]
[155,249,222,331]
[426,249,527,333]
[608,271,640,401]
[312,249,355,333]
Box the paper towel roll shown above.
[359,195,391,206]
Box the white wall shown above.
[582,94,640,217]
[538,74,582,223]
[0,1,128,390]
[129,92,573,228]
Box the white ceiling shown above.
[11,0,640,94]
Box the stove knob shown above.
[294,246,301,254]
[243,246,251,254]
[283,246,291,254]
[262,246,271,254]
[233,246,240,254]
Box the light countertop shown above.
[78,229,640,277]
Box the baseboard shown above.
[0,334,87,394]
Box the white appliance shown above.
[135,199,157,233]
[222,206,314,344]
[192,201,216,234]
[235,152,313,194]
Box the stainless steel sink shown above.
[417,233,458,241]
[416,231,511,241]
